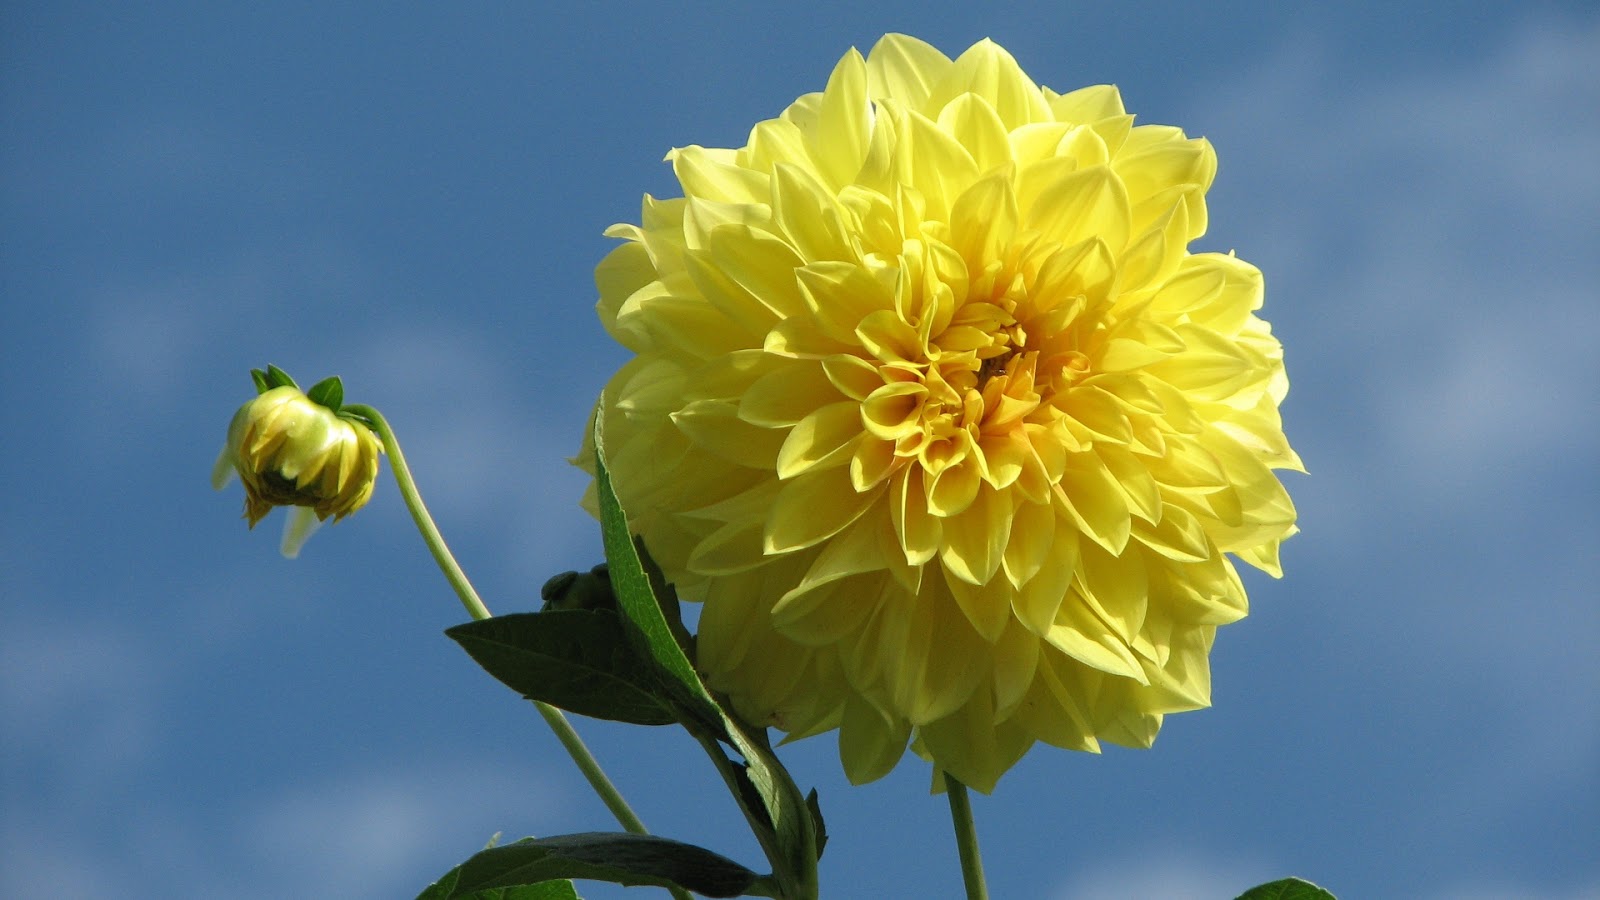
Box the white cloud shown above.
[1427,882,1600,900]
[238,765,569,899]
[348,325,602,580]
[0,620,165,786]
[1174,10,1600,886]
[1051,847,1278,900]
[1189,13,1600,516]
[0,829,122,899]
[0,761,571,900]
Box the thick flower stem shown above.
[944,774,989,900]
[346,404,689,900]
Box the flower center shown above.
[975,347,1017,387]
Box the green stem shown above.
[345,404,491,623]
[347,404,689,900]
[945,773,989,900]
[533,702,650,835]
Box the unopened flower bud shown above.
[213,372,383,539]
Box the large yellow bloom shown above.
[582,34,1300,791]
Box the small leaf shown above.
[434,833,760,899]
[805,789,828,860]
[306,375,344,411]
[250,369,271,394]
[447,610,677,726]
[1236,877,1337,900]
[264,364,299,390]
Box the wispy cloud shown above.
[1191,13,1600,518]
[348,325,603,581]
[237,765,570,899]
[1051,846,1278,900]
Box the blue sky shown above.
[3,3,1596,898]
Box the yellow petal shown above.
[684,246,781,336]
[1026,165,1131,253]
[840,692,912,785]
[918,687,1031,794]
[936,92,1012,175]
[932,39,1052,131]
[688,519,769,575]
[939,485,1012,587]
[861,380,928,440]
[1019,652,1099,752]
[864,33,951,111]
[1011,512,1077,633]
[764,466,883,554]
[774,563,883,646]
[891,467,942,565]
[990,618,1041,718]
[776,400,864,479]
[772,162,855,262]
[672,145,767,204]
[948,169,1019,271]
[1095,444,1161,523]
[1045,593,1145,681]
[740,362,840,427]
[925,456,982,517]
[1075,542,1149,646]
[810,48,871,190]
[899,579,988,724]
[855,308,925,363]
[943,564,1010,642]
[1114,137,1212,205]
[1132,503,1213,563]
[1001,498,1056,588]
[703,223,811,319]
[849,436,899,492]
[796,260,895,343]
[744,116,814,173]
[1048,83,1126,124]
[695,570,768,673]
[1119,193,1191,292]
[902,109,980,217]
[671,399,784,468]
[821,353,884,400]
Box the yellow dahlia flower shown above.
[582,34,1301,791]
[215,383,383,535]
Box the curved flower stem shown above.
[532,701,651,835]
[944,773,989,900]
[344,404,491,623]
[346,404,689,900]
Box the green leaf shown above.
[446,610,677,726]
[805,789,828,860]
[592,427,724,731]
[591,413,820,897]
[250,368,271,394]
[427,833,760,899]
[418,845,582,900]
[1236,877,1337,900]
[305,375,344,411]
[264,364,299,390]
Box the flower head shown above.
[214,369,383,556]
[582,35,1301,791]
